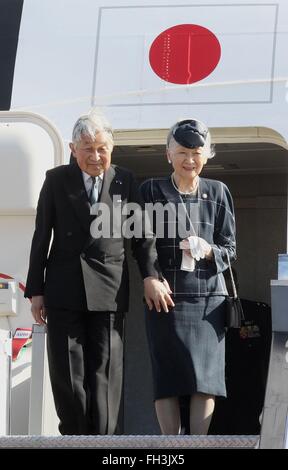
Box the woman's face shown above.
[167,141,208,180]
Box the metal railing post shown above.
[259,280,288,449]
[0,329,12,435]
[28,324,59,435]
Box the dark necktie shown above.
[89,176,98,205]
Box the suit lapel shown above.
[66,163,91,232]
[98,165,126,221]
[198,178,210,199]
[157,177,188,238]
[99,165,116,206]
[158,176,182,204]
[196,178,211,238]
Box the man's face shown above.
[69,131,113,176]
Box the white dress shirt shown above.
[82,171,103,203]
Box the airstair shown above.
[0,280,287,449]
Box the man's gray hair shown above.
[166,119,215,159]
[72,109,114,146]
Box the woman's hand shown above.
[144,277,175,313]
[180,236,213,260]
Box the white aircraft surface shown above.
[0,0,288,441]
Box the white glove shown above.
[179,236,211,271]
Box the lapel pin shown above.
[116,179,122,184]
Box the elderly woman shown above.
[140,119,236,435]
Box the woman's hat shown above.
[172,119,208,149]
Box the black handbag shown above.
[225,250,244,328]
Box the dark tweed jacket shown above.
[140,176,236,298]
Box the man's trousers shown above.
[46,308,124,435]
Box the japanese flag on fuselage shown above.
[94,3,277,105]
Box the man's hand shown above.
[144,277,175,313]
[31,295,47,325]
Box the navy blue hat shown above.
[172,119,208,149]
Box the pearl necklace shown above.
[170,174,199,195]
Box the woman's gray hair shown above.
[72,109,114,147]
[166,119,215,159]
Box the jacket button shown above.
[81,253,86,259]
[67,231,72,236]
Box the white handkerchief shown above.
[180,250,196,271]
[179,236,210,271]
[183,236,210,260]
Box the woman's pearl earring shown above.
[168,159,171,164]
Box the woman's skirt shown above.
[145,296,226,400]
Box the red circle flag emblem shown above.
[149,24,221,85]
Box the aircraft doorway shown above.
[113,127,288,434]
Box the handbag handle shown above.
[225,248,238,299]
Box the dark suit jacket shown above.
[25,163,160,312]
[140,176,236,298]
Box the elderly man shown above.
[24,110,173,435]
